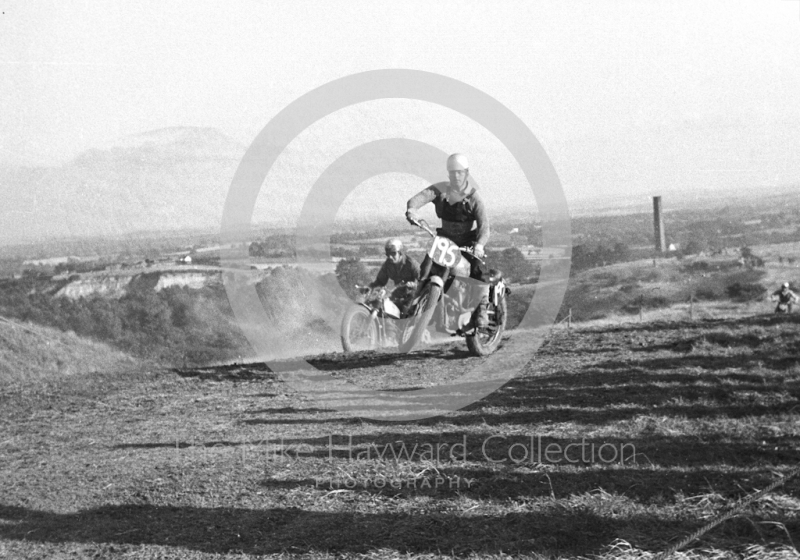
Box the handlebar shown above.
[408,218,485,264]
[409,217,436,238]
[355,284,387,298]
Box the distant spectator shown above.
[771,282,799,313]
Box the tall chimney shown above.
[653,196,666,253]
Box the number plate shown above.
[428,236,462,268]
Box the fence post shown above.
[567,308,572,331]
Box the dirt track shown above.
[2,315,800,558]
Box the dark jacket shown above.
[407,181,490,247]
[370,253,420,288]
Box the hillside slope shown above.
[561,251,796,323]
[0,317,140,385]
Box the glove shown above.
[473,244,485,259]
[405,209,418,225]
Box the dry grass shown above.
[0,317,141,385]
[1,311,799,559]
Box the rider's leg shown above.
[466,254,489,329]
[419,254,433,284]
[411,254,433,302]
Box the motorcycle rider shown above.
[771,282,799,313]
[405,153,490,328]
[369,238,420,313]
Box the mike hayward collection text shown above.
[241,434,637,466]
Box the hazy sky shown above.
[2,0,799,215]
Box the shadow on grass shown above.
[260,463,800,505]
[307,343,479,372]
[210,311,800,428]
[111,430,800,474]
[1,500,795,556]
[233,360,800,426]
[172,362,277,382]
[270,431,800,470]
[0,503,618,556]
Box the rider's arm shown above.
[370,260,390,289]
[406,185,440,222]
[470,191,491,251]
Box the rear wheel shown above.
[398,283,441,352]
[341,305,379,352]
[466,297,507,356]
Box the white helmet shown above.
[446,153,469,172]
[385,238,403,255]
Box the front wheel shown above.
[341,305,379,352]
[466,296,507,356]
[398,283,441,352]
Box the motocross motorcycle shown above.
[774,300,795,314]
[399,219,508,356]
[340,285,407,352]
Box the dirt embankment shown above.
[56,270,223,300]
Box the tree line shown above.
[0,267,346,366]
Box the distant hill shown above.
[0,127,246,244]
[0,126,548,247]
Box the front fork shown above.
[369,308,386,345]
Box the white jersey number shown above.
[428,236,461,268]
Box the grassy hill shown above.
[560,246,799,324]
[0,316,141,385]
